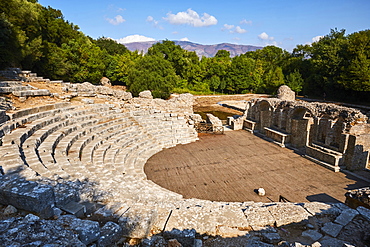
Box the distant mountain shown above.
[123,40,263,57]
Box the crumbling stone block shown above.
[0,175,55,218]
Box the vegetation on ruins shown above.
[0,0,369,102]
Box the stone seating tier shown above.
[263,127,290,148]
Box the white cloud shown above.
[106,15,125,25]
[240,19,252,25]
[147,16,158,25]
[223,24,247,34]
[147,15,163,29]
[116,35,156,44]
[164,9,218,27]
[222,24,235,30]
[180,37,189,41]
[312,35,324,43]
[258,32,274,41]
[234,26,247,34]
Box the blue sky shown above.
[38,0,369,51]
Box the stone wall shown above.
[233,97,370,171]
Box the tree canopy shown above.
[1,1,369,102]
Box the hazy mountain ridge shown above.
[123,40,263,57]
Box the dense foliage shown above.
[1,0,369,102]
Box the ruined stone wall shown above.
[241,98,370,171]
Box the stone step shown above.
[0,86,31,93]
[12,89,51,97]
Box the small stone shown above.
[262,232,281,244]
[3,205,17,215]
[194,239,203,247]
[139,90,153,99]
[334,208,359,226]
[277,241,290,247]
[321,222,343,238]
[24,214,40,222]
[311,242,322,247]
[98,221,123,247]
[357,206,370,222]
[257,188,266,196]
[100,77,111,87]
[53,207,63,218]
[19,97,26,102]
[306,223,315,229]
[301,229,323,242]
[168,239,182,247]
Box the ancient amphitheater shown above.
[0,69,369,246]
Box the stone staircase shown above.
[0,68,65,97]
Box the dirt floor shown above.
[145,130,369,203]
[193,94,267,115]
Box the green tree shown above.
[61,35,107,83]
[126,54,180,99]
[94,37,128,56]
[285,70,304,94]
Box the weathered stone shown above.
[262,232,281,244]
[356,206,370,222]
[139,90,153,99]
[163,229,196,247]
[113,90,132,100]
[334,208,359,226]
[58,215,100,245]
[0,175,55,218]
[216,225,249,237]
[3,205,18,215]
[0,216,86,246]
[301,229,323,242]
[119,207,158,239]
[81,98,95,104]
[311,242,322,247]
[100,77,111,87]
[277,85,295,101]
[60,201,86,217]
[206,113,222,127]
[12,89,50,97]
[141,235,167,247]
[321,222,343,238]
[319,236,344,247]
[258,188,266,196]
[167,239,183,247]
[244,205,275,228]
[302,202,341,216]
[267,203,310,227]
[194,239,203,247]
[97,221,123,247]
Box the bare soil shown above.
[193,94,267,115]
[145,130,369,203]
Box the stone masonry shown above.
[230,90,370,172]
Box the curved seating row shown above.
[0,102,198,203]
